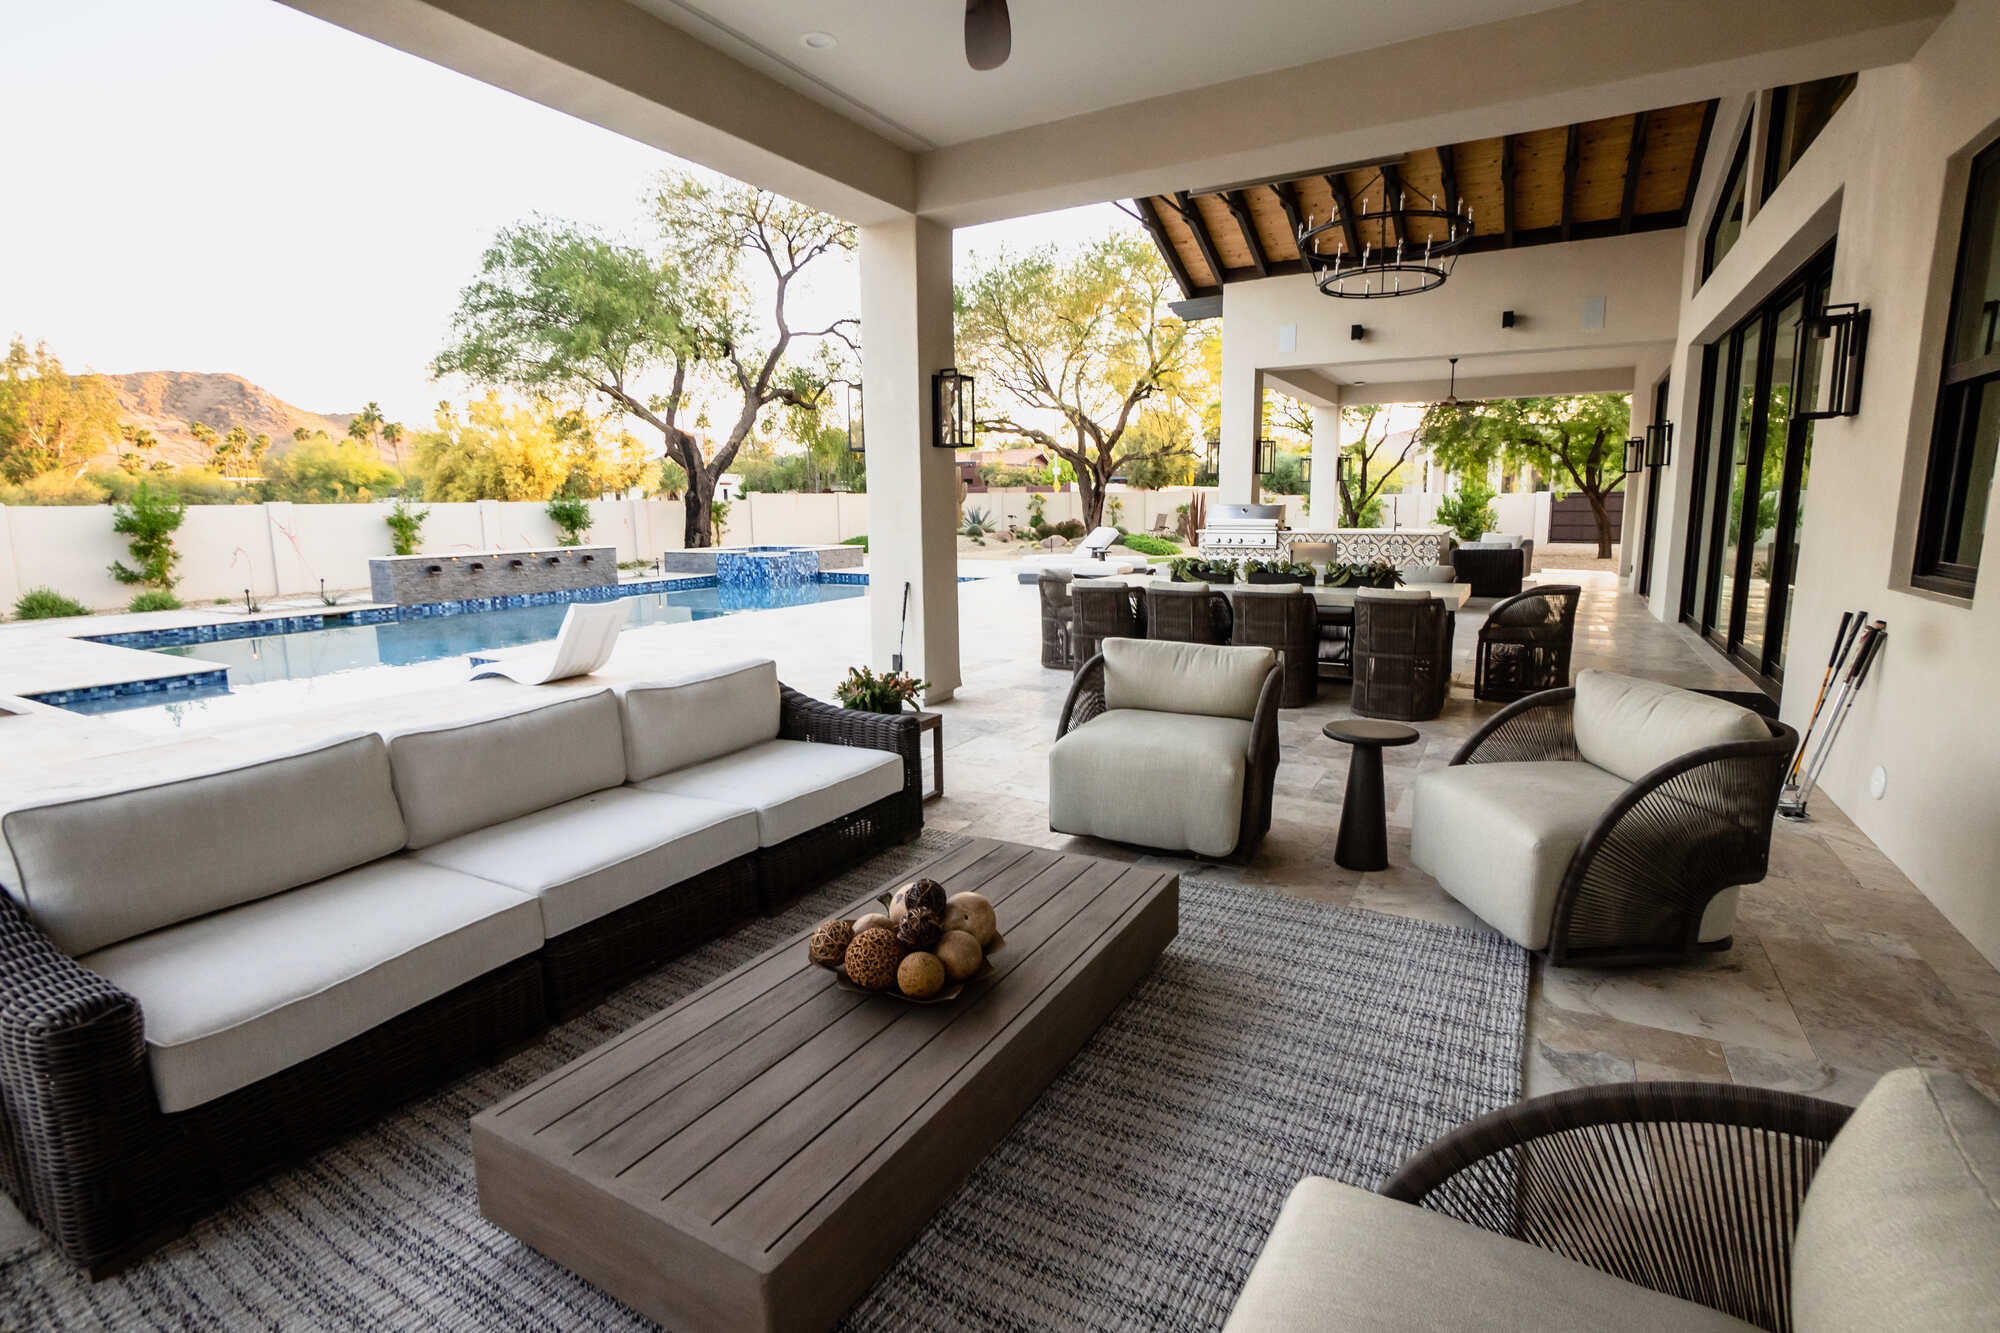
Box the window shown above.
[1703,125,1752,280]
[1915,139,2000,597]
[1762,75,1856,200]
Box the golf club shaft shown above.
[1798,622,1886,803]
[1789,610,1857,782]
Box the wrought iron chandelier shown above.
[1295,165,1472,299]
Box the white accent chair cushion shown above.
[388,690,627,849]
[80,857,542,1113]
[633,738,903,847]
[2,734,407,956]
[1102,639,1275,720]
[1572,670,1769,784]
[1792,1068,2000,1331]
[1402,563,1458,584]
[616,660,781,781]
[1050,710,1251,857]
[408,787,758,937]
[1478,532,1524,547]
[1410,761,1632,950]
[1224,1177,1756,1332]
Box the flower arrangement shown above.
[835,665,927,713]
[1323,558,1405,589]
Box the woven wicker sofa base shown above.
[540,859,761,1018]
[753,789,923,913]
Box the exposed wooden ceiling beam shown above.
[1379,162,1408,250]
[1618,111,1651,233]
[1323,172,1363,260]
[1222,190,1269,278]
[1559,123,1582,242]
[1500,134,1518,248]
[1270,180,1306,242]
[1438,144,1460,216]
[1678,99,1721,226]
[1171,190,1229,290]
[1135,196,1200,298]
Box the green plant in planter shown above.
[1323,558,1405,589]
[835,665,927,713]
[1241,557,1316,584]
[1435,480,1499,542]
[1169,555,1239,584]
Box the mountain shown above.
[103,371,369,469]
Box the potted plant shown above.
[1323,558,1406,589]
[1434,480,1499,543]
[1241,557,1316,586]
[835,665,927,714]
[1169,556,1238,585]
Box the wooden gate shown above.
[1548,490,1624,543]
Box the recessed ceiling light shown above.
[800,31,837,50]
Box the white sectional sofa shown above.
[0,658,920,1274]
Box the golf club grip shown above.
[1850,625,1886,683]
[1841,625,1877,682]
[1827,611,1854,669]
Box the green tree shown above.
[1118,406,1200,489]
[1419,393,1630,556]
[187,420,221,468]
[0,338,122,481]
[117,424,158,476]
[348,401,385,460]
[379,420,405,470]
[384,497,430,555]
[546,494,592,546]
[1333,406,1423,527]
[410,393,578,501]
[956,233,1206,527]
[108,482,187,591]
[262,436,402,501]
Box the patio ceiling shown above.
[1137,99,1717,297]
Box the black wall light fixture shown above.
[1257,437,1278,475]
[1622,437,1645,474]
[1645,419,1673,468]
[1299,453,1312,485]
[1501,309,1517,328]
[1794,303,1870,420]
[932,368,974,448]
[847,382,865,453]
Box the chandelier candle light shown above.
[1297,165,1473,299]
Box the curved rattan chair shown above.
[1144,581,1223,644]
[1446,686,1796,965]
[1037,570,1074,669]
[1352,592,1454,720]
[1227,586,1317,707]
[1474,584,1581,703]
[1381,1081,1853,1333]
[1451,544,1527,598]
[1069,581,1141,665]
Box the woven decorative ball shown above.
[897,952,946,1000]
[807,919,854,969]
[903,878,948,920]
[896,905,943,951]
[843,927,903,991]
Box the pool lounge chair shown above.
[468,599,628,684]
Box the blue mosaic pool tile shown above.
[25,668,229,708]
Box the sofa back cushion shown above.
[1402,563,1458,584]
[1792,1068,2000,1331]
[1571,670,1769,785]
[1478,532,1523,547]
[1103,639,1274,720]
[389,690,626,849]
[1,734,407,956]
[617,659,781,781]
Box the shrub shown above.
[108,482,187,591]
[1026,493,1047,532]
[128,589,182,613]
[1435,479,1499,542]
[1051,518,1086,540]
[13,587,89,620]
[841,535,869,551]
[960,506,996,542]
[384,497,431,555]
[1118,533,1180,556]
[546,494,592,546]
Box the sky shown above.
[0,0,1134,429]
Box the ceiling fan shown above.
[965,0,1011,70]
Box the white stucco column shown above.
[860,216,961,702]
[1307,404,1342,526]
[1218,324,1263,504]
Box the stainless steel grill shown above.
[1199,503,1284,553]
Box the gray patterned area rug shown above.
[0,832,1527,1332]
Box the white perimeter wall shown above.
[1646,0,2000,965]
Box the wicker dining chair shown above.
[1145,581,1223,644]
[1474,584,1581,703]
[1037,570,1074,669]
[1069,580,1141,664]
[1352,591,1454,720]
[1228,585,1317,707]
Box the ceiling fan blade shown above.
[965,0,1011,70]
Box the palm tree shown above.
[380,420,404,469]
[348,401,385,460]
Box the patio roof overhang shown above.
[1136,100,1717,299]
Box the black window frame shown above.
[1761,74,1857,203]
[1913,137,2000,599]
[1702,124,1753,282]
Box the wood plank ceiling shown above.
[1136,99,1717,298]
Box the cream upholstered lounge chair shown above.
[1050,639,1281,858]
[468,600,628,684]
[1410,670,1795,965]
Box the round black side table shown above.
[1323,719,1421,871]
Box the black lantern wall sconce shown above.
[1645,419,1674,468]
[847,382,865,454]
[1794,303,1870,420]
[1257,437,1277,476]
[931,368,974,448]
[1622,437,1645,474]
[1298,453,1312,485]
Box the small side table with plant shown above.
[836,666,942,799]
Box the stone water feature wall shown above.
[368,546,617,606]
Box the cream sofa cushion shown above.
[616,660,781,781]
[1478,532,1524,547]
[633,738,902,847]
[388,690,626,849]
[1792,1067,2000,1331]
[2,734,407,956]
[1403,563,1458,584]
[1050,709,1250,857]
[1572,671,1770,785]
[1102,639,1275,720]
[81,856,541,1113]
[1224,1177,1756,1332]
[409,786,758,937]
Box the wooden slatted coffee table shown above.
[472,837,1178,1333]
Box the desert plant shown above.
[13,587,89,620]
[1179,492,1208,543]
[127,589,182,613]
[107,482,186,592]
[1051,518,1087,540]
[1242,557,1316,584]
[960,506,996,542]
[711,497,731,540]
[1435,479,1499,542]
[384,497,431,555]
[1323,558,1405,589]
[546,494,592,546]
[1025,492,1048,532]
[1169,556,1238,584]
[834,665,926,714]
[1118,533,1180,556]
